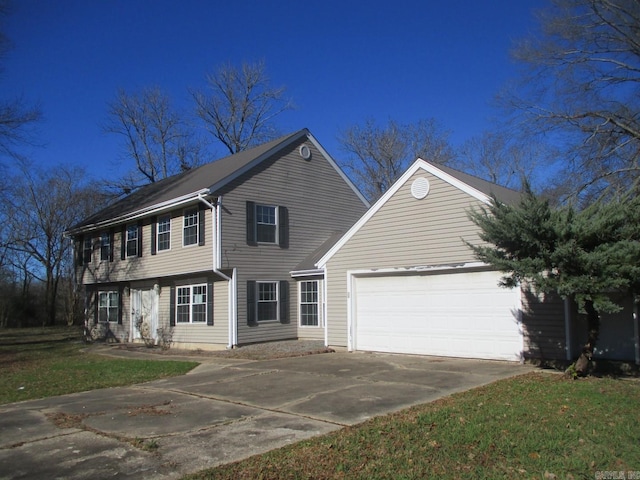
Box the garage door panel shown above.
[353,271,522,361]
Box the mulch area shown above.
[103,339,334,361]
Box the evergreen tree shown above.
[468,188,640,375]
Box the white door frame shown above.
[130,287,159,344]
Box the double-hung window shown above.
[183,208,198,246]
[257,281,278,321]
[100,232,111,261]
[299,281,319,327]
[157,215,171,251]
[82,236,92,264]
[247,280,289,324]
[98,291,119,323]
[246,201,288,248]
[256,205,277,243]
[126,224,138,257]
[176,284,207,324]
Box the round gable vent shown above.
[411,177,430,199]
[299,144,311,160]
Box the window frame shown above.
[183,208,199,247]
[299,280,320,327]
[97,290,119,323]
[256,281,279,322]
[256,204,278,244]
[100,232,110,261]
[175,284,207,324]
[126,224,138,257]
[82,236,92,264]
[156,214,171,252]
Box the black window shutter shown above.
[77,236,84,266]
[279,280,289,324]
[278,206,289,249]
[150,217,157,255]
[246,201,256,246]
[120,226,126,260]
[169,286,176,327]
[206,282,214,326]
[137,221,143,257]
[247,280,256,325]
[198,204,206,246]
[109,229,115,262]
[117,286,124,324]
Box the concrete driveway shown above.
[0,352,530,479]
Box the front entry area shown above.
[351,269,524,361]
[130,287,159,344]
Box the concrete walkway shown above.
[0,352,531,479]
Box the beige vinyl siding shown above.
[78,208,213,285]
[219,139,366,345]
[325,170,490,347]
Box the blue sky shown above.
[3,0,543,180]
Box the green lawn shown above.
[0,326,199,404]
[184,372,640,480]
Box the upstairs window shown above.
[157,215,171,251]
[126,224,139,257]
[246,201,288,248]
[183,208,199,246]
[82,236,92,264]
[256,205,277,243]
[100,232,111,261]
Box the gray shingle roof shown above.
[434,162,523,205]
[70,130,308,232]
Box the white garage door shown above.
[353,270,522,361]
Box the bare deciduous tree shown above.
[508,0,640,200]
[104,87,203,193]
[454,131,545,191]
[191,60,293,155]
[4,163,100,325]
[338,118,455,202]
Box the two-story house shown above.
[67,129,369,349]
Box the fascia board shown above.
[65,188,210,236]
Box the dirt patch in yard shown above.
[104,340,333,361]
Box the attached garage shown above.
[350,269,523,361]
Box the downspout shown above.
[197,194,237,349]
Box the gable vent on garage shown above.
[411,177,430,199]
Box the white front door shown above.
[130,288,159,343]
